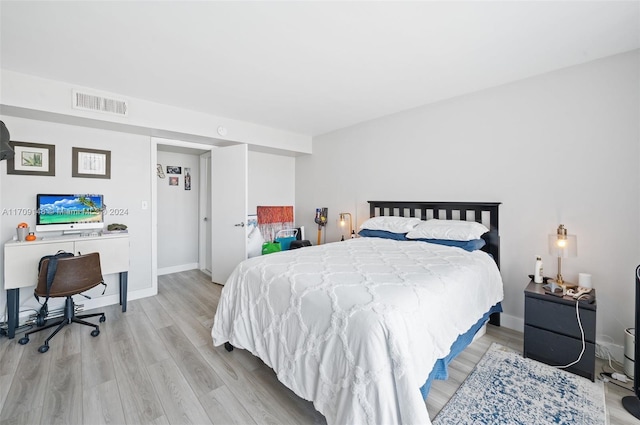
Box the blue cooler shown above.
[275,229,298,250]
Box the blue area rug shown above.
[433,343,606,425]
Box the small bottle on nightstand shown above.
[534,256,543,283]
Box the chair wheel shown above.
[18,337,29,345]
[99,315,106,323]
[91,329,100,337]
[224,342,234,352]
[38,345,49,353]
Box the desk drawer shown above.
[4,241,75,289]
[525,297,596,342]
[524,325,595,381]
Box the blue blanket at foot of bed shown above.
[420,303,503,398]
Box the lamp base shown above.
[622,396,640,419]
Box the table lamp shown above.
[548,224,577,286]
[339,213,354,240]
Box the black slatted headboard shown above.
[368,201,501,268]
[368,201,502,326]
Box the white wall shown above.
[1,70,312,155]
[0,116,153,316]
[248,151,296,217]
[0,119,299,320]
[296,50,640,353]
[157,150,200,273]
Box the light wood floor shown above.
[0,269,636,424]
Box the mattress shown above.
[212,237,504,425]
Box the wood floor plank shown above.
[103,304,135,344]
[82,379,126,425]
[146,358,213,425]
[80,316,116,389]
[0,334,25,376]
[200,346,305,425]
[155,290,212,347]
[47,318,83,359]
[0,339,24,413]
[123,311,172,366]
[136,296,174,330]
[0,375,13,417]
[156,325,224,397]
[40,352,82,425]
[0,408,43,425]
[199,385,257,425]
[0,332,51,423]
[110,338,165,424]
[252,366,326,425]
[1,269,638,425]
[218,370,300,425]
[197,342,244,385]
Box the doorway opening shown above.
[151,138,212,294]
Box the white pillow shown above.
[359,216,422,233]
[247,226,265,258]
[405,219,489,241]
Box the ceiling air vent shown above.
[72,90,128,116]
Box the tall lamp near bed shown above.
[622,265,640,419]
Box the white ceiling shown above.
[1,1,638,137]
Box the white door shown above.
[210,144,248,284]
[199,152,212,274]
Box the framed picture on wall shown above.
[184,167,191,190]
[166,166,181,174]
[72,147,111,179]
[169,176,179,186]
[7,141,56,176]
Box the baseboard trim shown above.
[157,263,199,276]
[499,312,523,333]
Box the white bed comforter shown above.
[212,238,503,425]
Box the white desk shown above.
[4,233,129,338]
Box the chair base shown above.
[19,296,105,353]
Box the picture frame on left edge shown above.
[7,141,56,176]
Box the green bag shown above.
[261,241,282,255]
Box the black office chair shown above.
[18,252,106,353]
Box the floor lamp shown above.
[622,265,640,419]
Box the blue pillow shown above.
[357,229,408,240]
[413,238,486,252]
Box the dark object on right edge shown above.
[622,265,640,419]
[0,121,15,161]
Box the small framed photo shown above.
[7,141,56,176]
[166,166,181,174]
[72,147,111,179]
[184,167,191,190]
[169,176,179,186]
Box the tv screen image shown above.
[36,194,104,232]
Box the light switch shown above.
[141,201,148,210]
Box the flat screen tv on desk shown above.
[36,194,104,234]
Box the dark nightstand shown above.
[523,280,597,381]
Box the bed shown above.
[212,201,504,424]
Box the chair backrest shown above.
[35,252,104,298]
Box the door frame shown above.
[150,137,215,295]
[199,151,212,275]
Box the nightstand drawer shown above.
[524,325,595,381]
[525,297,596,342]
